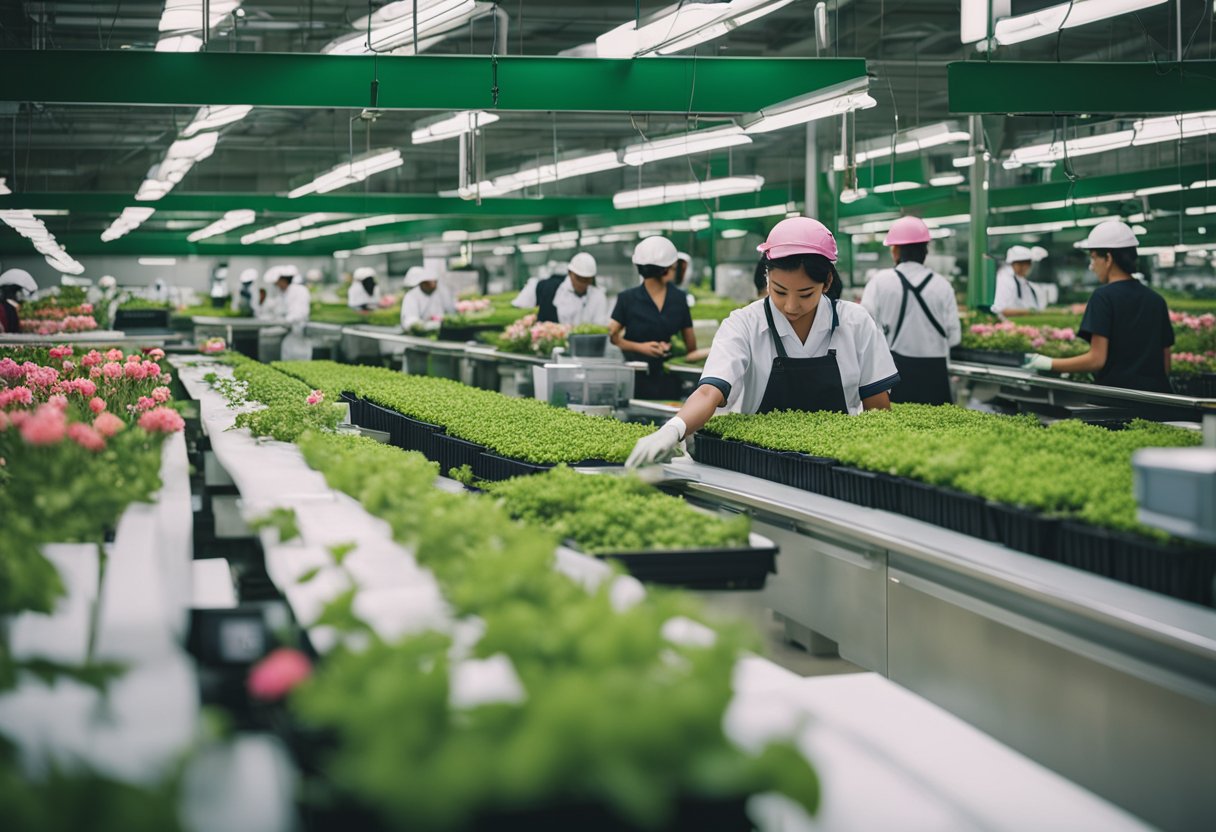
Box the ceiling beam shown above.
[0,50,868,115]
[947,61,1216,115]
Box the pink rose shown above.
[137,396,157,411]
[102,362,123,380]
[247,648,312,702]
[138,406,185,433]
[306,389,324,405]
[93,411,125,437]
[89,396,107,414]
[67,422,106,452]
[18,405,67,445]
[105,349,123,361]
[124,362,145,380]
[152,386,171,403]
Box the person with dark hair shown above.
[993,245,1048,317]
[1024,220,1173,393]
[860,216,961,405]
[347,266,381,311]
[627,217,899,466]
[610,236,697,398]
[0,269,36,333]
[753,254,770,299]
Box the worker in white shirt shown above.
[675,251,697,308]
[860,216,961,406]
[268,266,313,360]
[627,217,900,466]
[347,266,381,311]
[992,245,1047,316]
[400,265,455,331]
[236,268,258,314]
[535,252,609,327]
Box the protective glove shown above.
[1023,353,1053,371]
[423,320,442,332]
[626,416,686,468]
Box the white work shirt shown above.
[512,277,539,309]
[347,281,380,309]
[553,277,609,327]
[860,263,961,358]
[698,296,900,416]
[992,266,1046,315]
[271,282,311,325]
[400,285,455,329]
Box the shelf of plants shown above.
[691,405,1214,605]
[182,353,824,830]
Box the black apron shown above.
[887,267,952,406]
[756,297,849,414]
[535,274,565,324]
[1015,275,1039,307]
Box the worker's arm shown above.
[609,320,667,357]
[680,325,698,355]
[862,391,891,411]
[1046,335,1109,374]
[1164,347,1172,376]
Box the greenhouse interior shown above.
[2,1,1216,830]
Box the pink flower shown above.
[306,389,325,405]
[136,396,157,411]
[0,386,34,409]
[89,396,107,414]
[61,360,75,373]
[18,404,67,445]
[80,303,93,314]
[145,348,165,360]
[105,348,123,361]
[49,345,73,359]
[142,360,161,378]
[47,394,69,410]
[67,422,106,452]
[124,362,146,380]
[138,406,185,433]
[102,362,122,380]
[89,367,103,380]
[80,350,103,368]
[151,386,171,403]
[93,411,125,437]
[75,379,97,397]
[160,372,172,384]
[199,338,227,354]
[247,648,312,702]
[0,358,21,380]
[126,353,141,364]
[24,366,59,389]
[0,411,8,431]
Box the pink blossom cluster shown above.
[137,406,185,433]
[1173,351,1216,370]
[306,389,325,405]
[502,313,538,342]
[20,315,99,335]
[199,337,227,354]
[530,321,572,347]
[1169,311,1216,331]
[377,294,397,309]
[23,303,94,321]
[455,298,492,315]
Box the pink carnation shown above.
[306,389,324,405]
[80,350,103,368]
[0,357,21,380]
[102,362,123,380]
[247,648,312,702]
[49,345,73,359]
[126,353,142,364]
[67,422,106,452]
[160,372,172,384]
[72,378,97,398]
[0,386,34,409]
[142,360,161,377]
[89,366,103,380]
[89,396,107,414]
[138,406,185,433]
[18,404,67,445]
[105,349,123,361]
[25,366,59,389]
[47,394,69,410]
[145,348,166,360]
[136,396,157,411]
[151,386,172,403]
[124,362,146,380]
[80,303,93,314]
[93,411,125,437]
[61,360,75,373]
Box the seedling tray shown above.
[1172,373,1216,399]
[1057,522,1114,575]
[114,308,171,329]
[432,432,485,476]
[950,347,1025,367]
[437,322,502,343]
[592,532,778,590]
[989,502,1060,560]
[899,480,995,541]
[476,453,616,483]
[1109,532,1216,606]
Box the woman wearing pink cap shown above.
[627,217,900,467]
[860,215,961,405]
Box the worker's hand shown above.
[1023,353,1053,372]
[423,320,442,332]
[638,341,668,358]
[626,417,686,468]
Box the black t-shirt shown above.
[610,283,693,368]
[1078,279,1175,393]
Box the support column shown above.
[967,114,992,309]
[805,121,819,218]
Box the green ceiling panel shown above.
[0,51,867,115]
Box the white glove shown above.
[626,417,686,468]
[423,320,442,332]
[1023,353,1053,371]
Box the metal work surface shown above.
[663,456,1216,830]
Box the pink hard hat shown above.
[882,216,932,246]
[756,217,838,262]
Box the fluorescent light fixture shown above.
[622,125,752,166]
[138,257,178,266]
[538,231,581,244]
[411,111,499,144]
[1134,183,1186,197]
[994,0,1168,46]
[0,209,83,273]
[929,173,965,187]
[241,213,349,245]
[839,188,868,203]
[924,214,972,227]
[181,105,252,137]
[613,175,764,209]
[270,214,428,244]
[1132,224,1148,235]
[288,148,403,198]
[832,121,971,170]
[160,0,241,32]
[952,155,976,168]
[1184,205,1216,216]
[28,209,70,217]
[689,203,796,223]
[597,0,796,58]
[187,209,257,242]
[100,206,156,242]
[467,150,625,198]
[323,0,478,55]
[988,220,1076,235]
[492,246,516,256]
[348,240,426,256]
[871,181,921,194]
[720,228,749,239]
[1004,129,1134,168]
[742,78,876,135]
[135,132,220,202]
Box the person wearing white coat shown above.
[347,266,381,311]
[992,245,1047,317]
[400,266,455,331]
[268,267,312,360]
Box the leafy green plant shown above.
[250,507,299,543]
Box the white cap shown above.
[1074,220,1139,250]
[567,252,597,278]
[353,266,378,281]
[1005,245,1034,264]
[404,265,434,288]
[239,268,258,283]
[1030,246,1048,262]
[632,236,679,268]
[676,251,691,265]
[0,268,37,293]
[305,267,323,283]
[99,274,118,289]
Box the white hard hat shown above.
[676,251,692,265]
[99,274,118,289]
[239,268,258,283]
[305,267,323,283]
[0,268,37,294]
[1005,245,1034,264]
[1029,246,1048,262]
[353,266,378,281]
[1074,220,1139,249]
[262,266,281,284]
[280,265,303,283]
[567,252,597,278]
[404,265,434,288]
[632,236,679,268]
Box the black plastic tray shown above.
[114,307,171,329]
[1172,373,1216,399]
[432,432,484,476]
[989,503,1060,560]
[899,480,995,541]
[593,533,778,590]
[950,347,1026,367]
[476,453,616,483]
